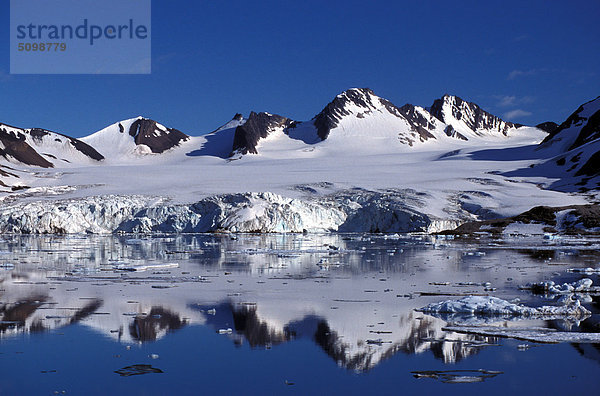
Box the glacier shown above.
[0,191,462,234]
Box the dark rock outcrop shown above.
[398,104,440,142]
[536,121,559,133]
[0,123,104,166]
[128,118,189,154]
[232,112,293,155]
[441,204,600,235]
[576,151,600,177]
[0,126,54,167]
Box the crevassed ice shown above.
[0,192,458,234]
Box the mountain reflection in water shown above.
[0,233,599,374]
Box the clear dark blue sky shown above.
[1,0,599,137]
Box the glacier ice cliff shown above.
[0,191,460,234]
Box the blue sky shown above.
[1,0,599,137]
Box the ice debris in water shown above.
[114,263,179,272]
[543,233,561,240]
[567,267,600,274]
[412,369,503,384]
[444,325,600,344]
[114,364,163,377]
[520,278,596,294]
[418,295,591,317]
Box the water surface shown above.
[0,233,599,394]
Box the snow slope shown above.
[0,122,103,167]
[503,96,600,192]
[81,117,192,161]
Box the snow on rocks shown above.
[418,295,591,318]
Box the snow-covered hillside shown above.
[0,89,597,234]
[541,96,600,153]
[504,96,600,192]
[81,116,190,160]
[0,122,103,168]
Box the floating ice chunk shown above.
[567,267,600,274]
[419,296,537,315]
[444,325,600,344]
[543,234,561,240]
[521,278,595,294]
[412,369,502,383]
[418,295,590,318]
[114,263,179,272]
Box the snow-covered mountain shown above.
[310,88,441,146]
[504,96,600,192]
[0,122,104,167]
[81,116,190,160]
[0,89,538,167]
[429,94,521,139]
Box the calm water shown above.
[0,233,599,395]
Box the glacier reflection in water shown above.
[0,233,599,394]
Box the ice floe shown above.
[418,295,591,318]
[444,325,600,344]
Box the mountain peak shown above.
[430,94,518,138]
[541,95,600,151]
[313,88,397,140]
[126,118,189,154]
[82,117,190,158]
[337,87,376,98]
